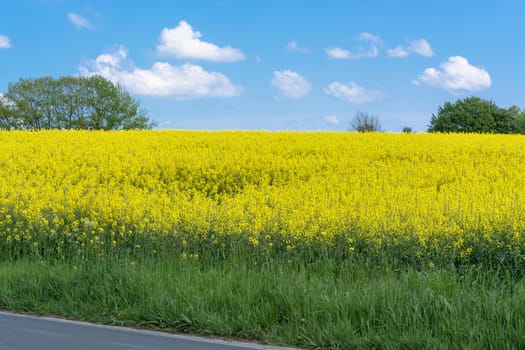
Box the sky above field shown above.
[1,0,524,131]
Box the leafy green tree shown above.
[428,97,525,134]
[1,76,155,130]
[428,97,496,133]
[55,76,90,129]
[507,106,525,134]
[82,76,153,130]
[0,99,9,130]
[492,104,521,134]
[3,77,46,130]
[0,93,22,130]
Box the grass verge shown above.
[1,257,524,349]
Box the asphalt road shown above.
[0,311,302,350]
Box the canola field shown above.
[1,130,525,268]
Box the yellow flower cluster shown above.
[0,130,524,266]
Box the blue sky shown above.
[1,0,524,131]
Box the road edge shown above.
[0,310,304,350]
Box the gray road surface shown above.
[0,311,302,350]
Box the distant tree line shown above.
[348,97,524,134]
[428,97,525,134]
[0,76,156,130]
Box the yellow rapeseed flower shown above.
[0,130,523,265]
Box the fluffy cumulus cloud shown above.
[413,56,491,93]
[286,40,309,53]
[0,35,12,48]
[324,81,383,104]
[79,46,242,98]
[326,32,380,60]
[271,70,311,99]
[388,38,433,58]
[156,21,245,62]
[323,115,340,125]
[67,12,94,30]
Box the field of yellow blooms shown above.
[1,130,525,267]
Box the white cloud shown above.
[408,39,433,57]
[388,38,433,58]
[357,32,382,44]
[387,46,409,58]
[156,20,245,62]
[0,35,12,48]
[325,33,380,60]
[324,81,383,104]
[286,40,309,53]
[323,115,340,125]
[347,45,379,59]
[271,70,311,99]
[349,32,381,58]
[413,56,491,93]
[79,46,242,98]
[325,47,350,59]
[67,12,94,30]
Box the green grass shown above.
[1,257,525,349]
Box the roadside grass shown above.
[1,257,525,349]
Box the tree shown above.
[82,76,153,130]
[349,110,381,132]
[1,76,156,130]
[507,105,525,134]
[428,97,496,133]
[427,97,525,134]
[402,126,413,133]
[0,93,22,130]
[55,76,90,129]
[0,100,9,130]
[512,110,525,134]
[492,106,517,134]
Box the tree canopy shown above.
[0,76,156,130]
[428,97,525,134]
